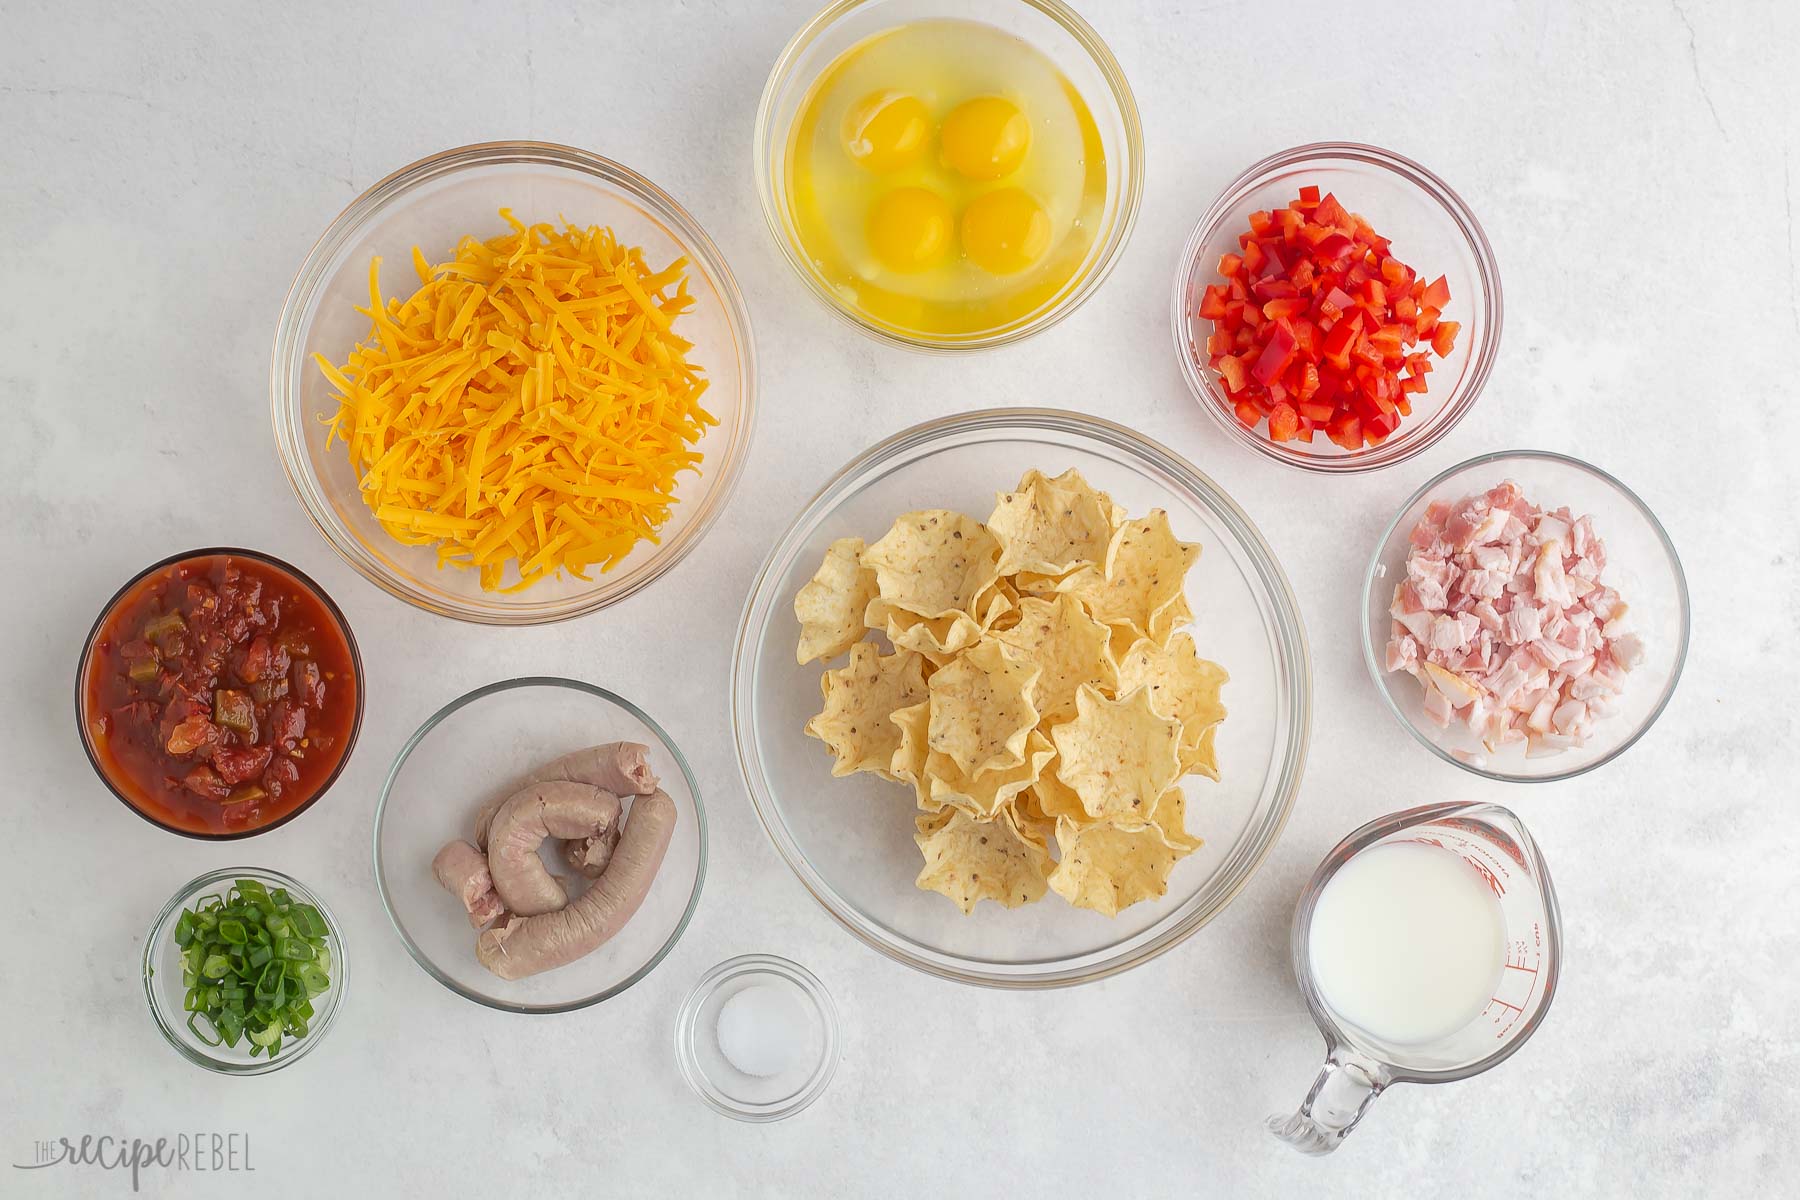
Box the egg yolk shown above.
[960,187,1051,275]
[843,91,932,174]
[867,187,954,272]
[940,96,1031,180]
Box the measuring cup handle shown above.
[1267,1054,1386,1155]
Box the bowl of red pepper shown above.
[77,548,364,839]
[1172,142,1502,474]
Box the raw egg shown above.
[867,187,954,272]
[843,90,932,174]
[941,96,1031,180]
[960,187,1051,274]
[785,18,1108,339]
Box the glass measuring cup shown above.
[1269,802,1562,1154]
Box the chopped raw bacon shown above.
[1383,480,1643,758]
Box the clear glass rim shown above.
[1359,448,1692,783]
[730,406,1313,988]
[143,866,349,1076]
[1286,802,1563,1086]
[270,140,759,625]
[75,546,366,841]
[751,0,1146,354]
[673,953,842,1122]
[370,675,709,1014]
[1170,141,1504,474]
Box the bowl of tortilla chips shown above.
[731,409,1312,987]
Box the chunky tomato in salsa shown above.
[81,553,360,836]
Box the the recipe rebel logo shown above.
[12,1132,254,1192]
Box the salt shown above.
[715,983,807,1078]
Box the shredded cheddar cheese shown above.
[316,210,715,592]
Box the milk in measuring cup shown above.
[1306,841,1505,1044]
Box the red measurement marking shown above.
[1504,962,1538,975]
[1461,853,1505,898]
[1488,997,1525,1013]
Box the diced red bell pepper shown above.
[1432,320,1460,357]
[1251,320,1299,386]
[1292,319,1320,362]
[1195,187,1458,449]
[1217,353,1249,394]
[1268,402,1300,442]
[1286,360,1313,399]
[1297,221,1333,248]
[1250,276,1299,302]
[1258,240,1288,278]
[1314,233,1356,264]
[1321,315,1359,370]
[1326,412,1362,450]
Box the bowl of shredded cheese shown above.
[272,142,756,624]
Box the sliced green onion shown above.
[168,883,332,1058]
[276,938,315,962]
[292,905,329,939]
[186,1011,222,1046]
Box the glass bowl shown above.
[754,0,1144,352]
[732,408,1312,987]
[674,954,842,1122]
[144,867,348,1075]
[77,547,364,840]
[1361,450,1690,782]
[1173,142,1502,473]
[373,677,707,1013]
[271,141,756,624]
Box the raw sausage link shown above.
[484,781,623,917]
[431,839,506,929]
[472,742,659,849]
[476,789,678,980]
[528,742,660,797]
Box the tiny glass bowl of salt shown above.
[674,954,841,1122]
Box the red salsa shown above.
[81,553,360,836]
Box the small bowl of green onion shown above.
[143,867,346,1075]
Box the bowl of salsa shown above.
[78,549,363,839]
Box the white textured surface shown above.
[2,1,1795,1195]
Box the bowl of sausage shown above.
[372,677,707,1012]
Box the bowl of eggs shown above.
[754,0,1144,352]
